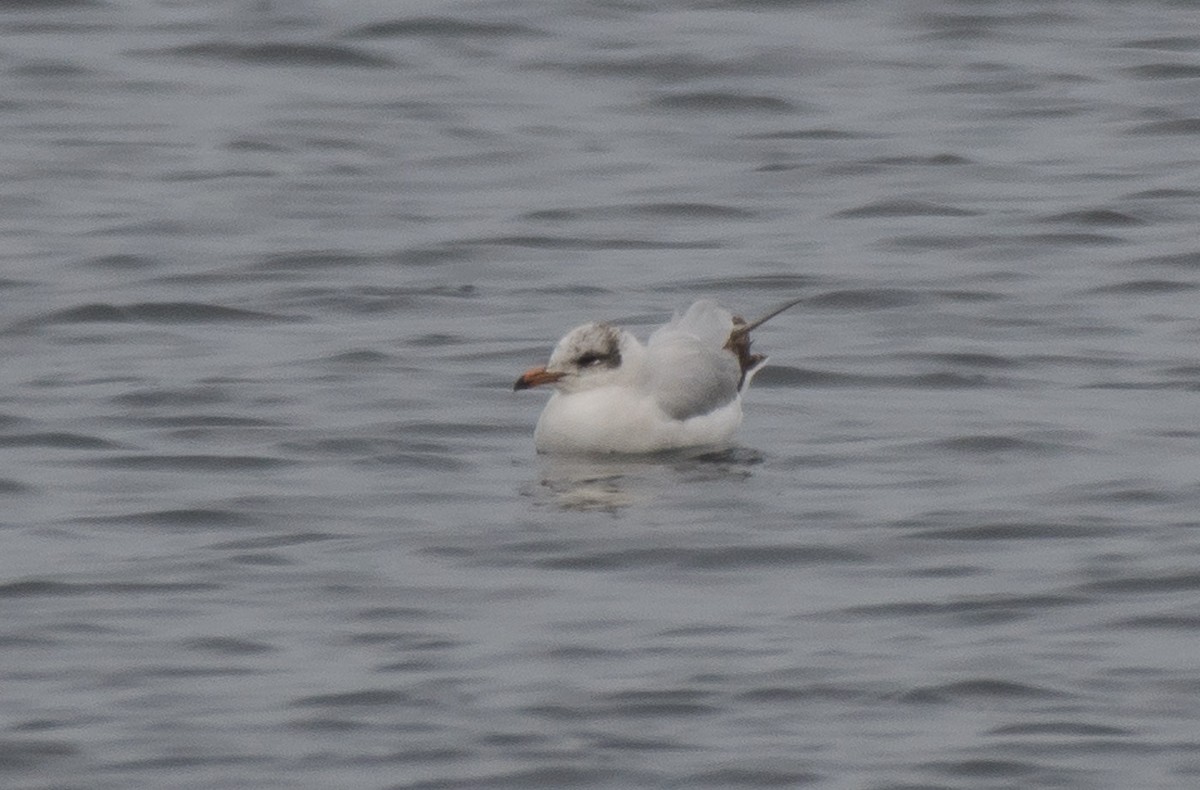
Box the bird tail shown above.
[726,297,803,389]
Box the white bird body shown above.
[534,382,745,454]
[515,299,798,455]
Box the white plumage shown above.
[514,299,800,454]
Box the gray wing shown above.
[646,302,741,420]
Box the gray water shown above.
[3,1,1200,788]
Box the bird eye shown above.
[576,353,603,367]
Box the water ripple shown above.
[145,41,396,68]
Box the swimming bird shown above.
[514,298,802,454]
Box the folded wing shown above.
[646,301,742,421]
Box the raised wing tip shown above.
[731,297,806,338]
[725,297,803,388]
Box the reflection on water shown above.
[530,447,763,512]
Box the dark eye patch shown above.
[569,324,622,370]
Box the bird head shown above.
[514,322,632,393]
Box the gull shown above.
[514,298,802,454]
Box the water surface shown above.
[3,1,1200,788]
